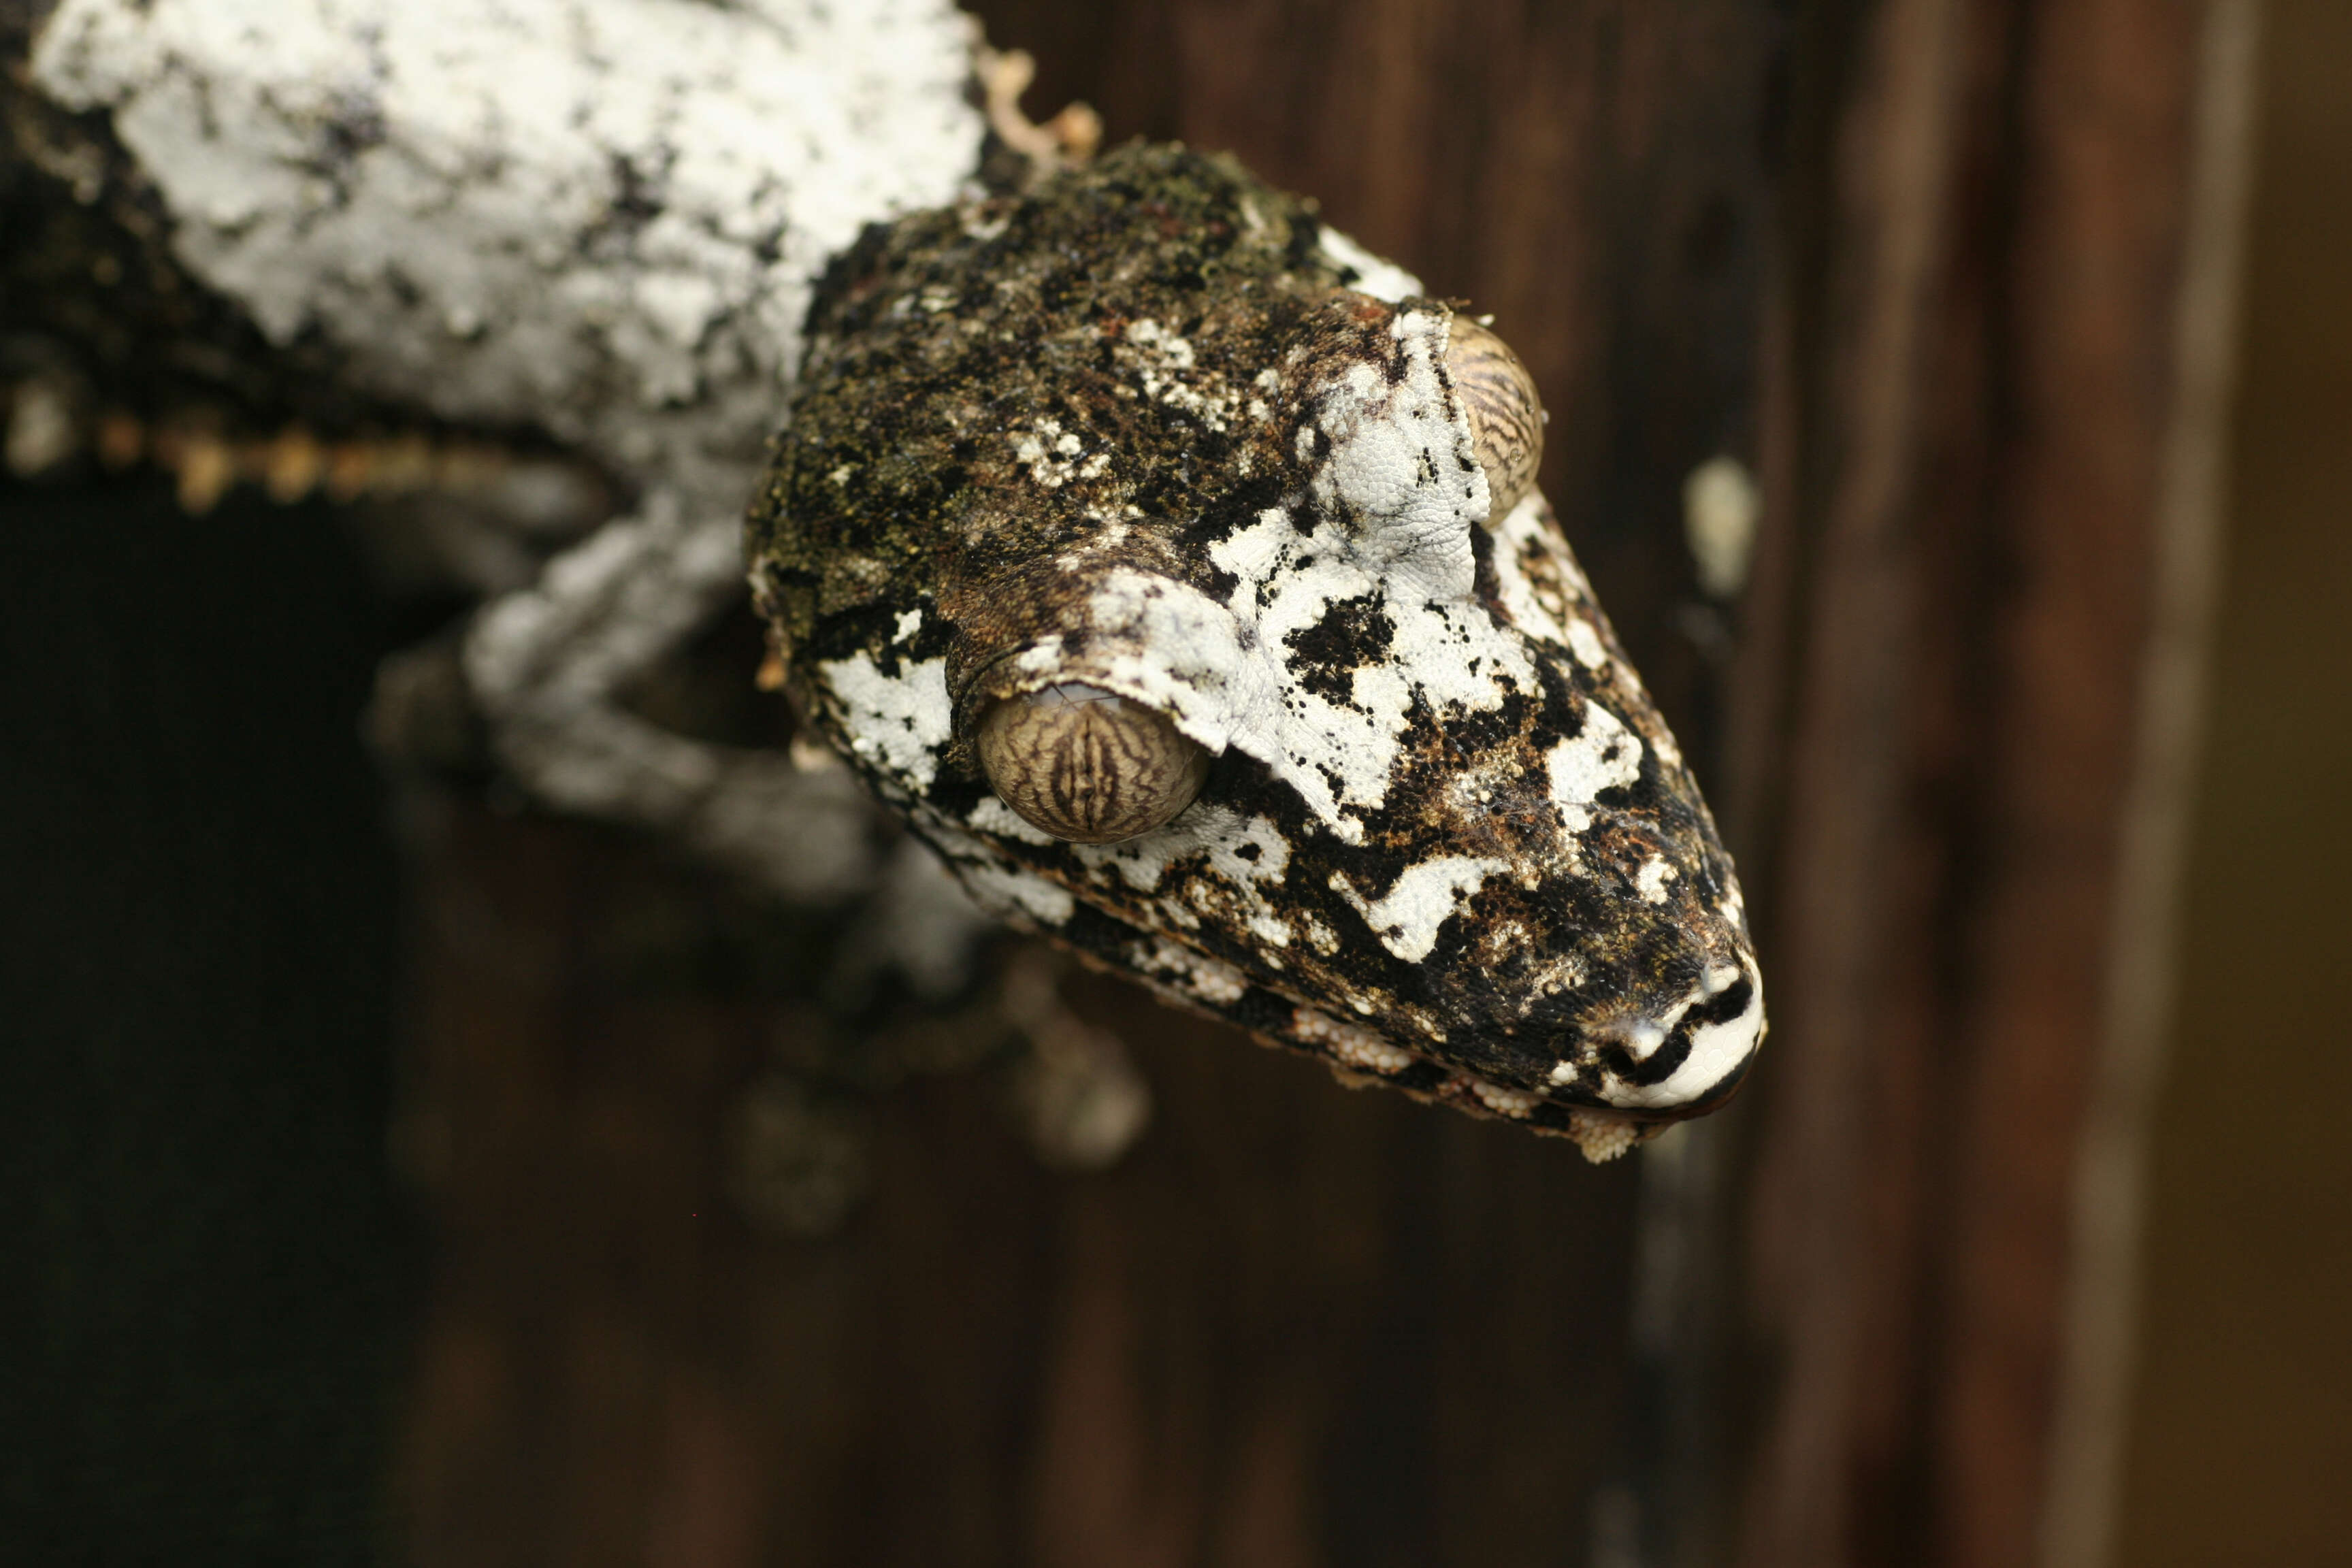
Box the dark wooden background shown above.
[5,2,2261,1565]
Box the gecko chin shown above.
[752,142,1763,1159]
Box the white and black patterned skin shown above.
[752,145,1763,1160]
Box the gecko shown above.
[11,1,1762,1171]
[752,144,1764,1163]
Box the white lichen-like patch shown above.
[31,0,982,512]
[1546,704,1646,817]
[1011,419,1110,489]
[1485,494,1575,644]
[1316,226,1424,304]
[819,653,952,791]
[1071,802,1296,948]
[1117,319,1243,432]
[1330,855,1508,964]
[1301,324,1493,602]
[1292,1007,1417,1074]
[1650,727,1684,777]
[1073,804,1290,895]
[1042,310,1539,843]
[1612,1017,1671,1062]
[1636,857,1677,904]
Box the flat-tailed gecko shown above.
[753,145,1764,1163]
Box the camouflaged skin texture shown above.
[750,144,1763,1159]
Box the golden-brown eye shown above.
[977,683,1210,843]
[1446,316,1545,524]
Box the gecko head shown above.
[751,143,1762,1152]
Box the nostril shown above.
[977,682,1210,843]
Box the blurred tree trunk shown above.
[336,2,2246,1566]
[1737,2,2250,1567]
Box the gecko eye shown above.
[977,683,1211,843]
[1446,316,1545,524]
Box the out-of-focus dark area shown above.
[2115,4,2352,1563]
[0,481,412,1556]
[3,1,2346,1565]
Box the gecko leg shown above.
[463,489,885,906]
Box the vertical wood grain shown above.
[1738,2,2222,1565]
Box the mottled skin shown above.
[751,144,1763,1159]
